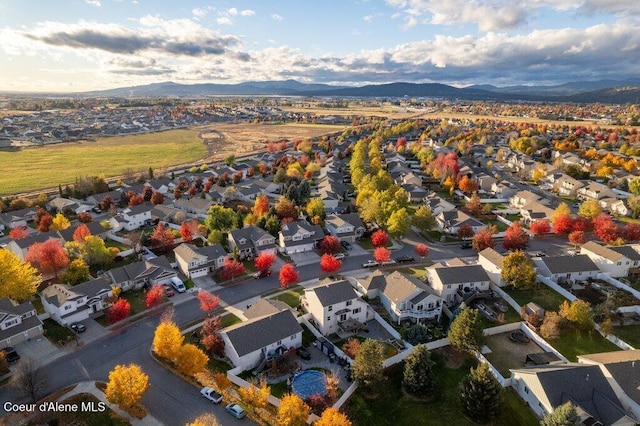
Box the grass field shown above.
[0,129,206,195]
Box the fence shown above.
[483,322,522,336]
[107,234,132,245]
[537,275,577,302]
[382,347,413,368]
[490,283,521,313]
[617,306,640,315]
[425,337,450,350]
[298,314,351,362]
[519,322,569,362]
[372,311,402,340]
[597,273,640,300]
[333,382,358,410]
[227,370,281,408]
[475,351,512,387]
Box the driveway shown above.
[290,251,321,266]
[192,275,217,290]
[11,335,73,367]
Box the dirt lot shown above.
[484,332,547,377]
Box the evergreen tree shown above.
[541,402,581,426]
[448,307,485,353]
[460,363,502,423]
[402,344,436,397]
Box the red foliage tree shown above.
[252,194,270,217]
[78,212,93,223]
[318,236,342,254]
[35,208,48,225]
[279,263,299,288]
[415,244,429,258]
[553,214,574,234]
[220,258,246,281]
[150,222,175,250]
[150,191,165,205]
[593,214,619,244]
[201,316,225,356]
[26,239,69,279]
[457,223,475,240]
[38,213,53,232]
[568,230,586,247]
[530,219,551,235]
[320,254,342,273]
[373,247,391,263]
[371,230,389,248]
[107,298,131,325]
[180,220,198,243]
[196,290,220,314]
[128,193,144,206]
[503,221,530,251]
[571,216,592,232]
[472,227,495,251]
[431,151,460,180]
[254,252,276,273]
[145,285,165,309]
[621,223,640,242]
[73,224,92,243]
[9,225,29,239]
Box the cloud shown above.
[192,8,208,18]
[84,0,101,7]
[240,9,256,16]
[217,16,233,26]
[271,14,284,21]
[228,7,238,16]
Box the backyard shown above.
[483,332,547,378]
[612,324,640,348]
[546,326,620,361]
[505,284,568,313]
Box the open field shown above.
[281,104,422,119]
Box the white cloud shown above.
[271,13,284,21]
[192,8,208,18]
[228,7,238,16]
[240,9,255,16]
[364,15,374,23]
[217,16,233,26]
[84,0,101,6]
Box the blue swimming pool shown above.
[291,370,327,400]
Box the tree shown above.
[571,216,592,232]
[353,339,385,391]
[50,213,71,231]
[541,402,580,426]
[187,413,221,426]
[252,194,270,217]
[559,300,594,330]
[503,221,529,251]
[501,251,536,289]
[26,239,69,280]
[9,225,29,239]
[530,219,551,235]
[150,191,165,205]
[465,193,483,217]
[254,252,276,273]
[275,197,298,221]
[11,358,48,403]
[458,175,477,193]
[220,258,245,281]
[205,205,238,232]
[83,235,113,266]
[77,212,93,223]
[175,343,208,376]
[276,393,310,426]
[145,285,165,309]
[305,197,325,219]
[201,316,225,356]
[553,214,574,234]
[279,263,299,288]
[0,250,41,301]
[107,298,131,324]
[371,229,389,248]
[568,230,586,247]
[457,223,474,240]
[472,226,495,251]
[622,223,640,242]
[153,318,184,360]
[320,253,342,273]
[460,363,502,423]
[593,213,619,244]
[180,220,198,242]
[342,337,361,358]
[387,208,410,237]
[373,247,391,263]
[540,311,563,339]
[402,344,436,398]
[448,308,485,353]
[551,202,571,223]
[62,258,90,285]
[196,290,220,314]
[318,235,342,254]
[37,214,53,232]
[412,205,436,232]
[72,224,92,243]
[105,364,149,409]
[150,222,175,250]
[578,199,602,219]
[415,244,429,258]
[315,408,352,426]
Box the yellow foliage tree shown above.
[276,394,310,426]
[551,203,571,223]
[175,343,208,376]
[578,199,602,219]
[442,176,455,192]
[105,364,149,408]
[213,372,232,395]
[532,167,547,183]
[239,379,270,411]
[186,413,220,426]
[0,249,41,302]
[152,319,184,360]
[50,213,71,231]
[315,408,352,426]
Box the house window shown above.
[353,308,361,314]
[277,340,282,345]
[524,387,529,394]
[417,305,423,311]
[346,300,352,306]
[328,306,333,312]
[617,262,621,266]
[64,305,72,311]
[291,335,295,341]
[4,318,18,327]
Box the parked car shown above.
[70,322,86,333]
[341,241,352,250]
[334,253,346,260]
[296,346,311,360]
[362,260,379,268]
[170,277,186,293]
[91,206,102,214]
[380,260,396,265]
[226,403,247,419]
[395,255,415,263]
[200,387,223,404]
[460,242,472,249]
[0,347,20,364]
[253,269,272,279]
[162,285,175,297]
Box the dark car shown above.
[460,242,472,249]
[296,346,311,360]
[341,241,352,250]
[91,206,102,214]
[1,347,20,364]
[395,255,415,263]
[253,270,272,279]
[70,322,86,333]
[163,285,175,297]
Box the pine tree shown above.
[402,344,436,397]
[460,363,502,423]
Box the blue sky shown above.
[1,0,638,92]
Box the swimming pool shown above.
[291,370,327,400]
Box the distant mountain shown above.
[468,78,640,96]
[566,86,640,104]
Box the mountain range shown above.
[45,79,640,104]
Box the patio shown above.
[483,331,549,377]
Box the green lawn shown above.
[220,313,242,328]
[394,267,428,279]
[484,219,508,232]
[121,289,148,315]
[272,289,304,308]
[612,325,640,348]
[505,284,568,313]
[0,129,206,195]
[105,239,131,251]
[547,326,621,361]
[42,318,76,346]
[301,324,317,347]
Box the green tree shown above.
[412,205,436,232]
[501,251,536,289]
[578,199,602,219]
[352,339,385,391]
[274,168,287,183]
[629,177,640,195]
[61,258,90,285]
[305,197,325,219]
[402,344,436,398]
[387,207,410,237]
[541,401,581,426]
[82,235,113,266]
[224,154,235,166]
[460,363,502,423]
[448,308,485,353]
[205,205,238,232]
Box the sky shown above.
[1,0,639,92]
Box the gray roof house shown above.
[244,298,291,320]
[534,254,600,283]
[278,220,324,255]
[325,213,365,243]
[228,226,278,259]
[107,256,177,291]
[0,298,43,348]
[174,243,227,278]
[41,278,114,326]
[425,263,491,305]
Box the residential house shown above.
[520,201,555,225]
[402,184,429,203]
[228,226,278,259]
[553,175,585,197]
[58,221,110,243]
[511,363,636,425]
[236,184,263,202]
[278,220,324,255]
[0,299,43,348]
[424,193,455,216]
[577,182,617,202]
[151,204,184,224]
[118,204,153,231]
[604,199,629,217]
[401,172,424,187]
[107,256,177,291]
[510,190,542,209]
[86,190,123,207]
[174,243,227,278]
[7,231,64,261]
[220,310,302,371]
[325,213,365,243]
[0,207,38,229]
[174,197,214,219]
[41,278,114,326]
[534,255,600,283]
[244,298,291,320]
[146,177,173,194]
[436,210,485,236]
[356,271,443,325]
[477,173,498,192]
[47,197,78,213]
[580,241,639,278]
[424,262,491,305]
[491,181,517,199]
[301,280,370,335]
[478,247,506,286]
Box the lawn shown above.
[484,219,508,232]
[27,393,129,426]
[301,324,317,347]
[504,284,568,313]
[612,324,640,348]
[104,239,131,251]
[220,313,242,328]
[394,267,428,279]
[121,289,148,315]
[0,129,206,195]
[42,318,76,346]
[547,326,621,361]
[346,352,538,426]
[272,289,304,308]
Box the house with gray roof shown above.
[478,247,506,286]
[301,280,370,335]
[41,278,114,326]
[244,298,291,320]
[278,220,324,255]
[174,243,227,278]
[107,256,177,291]
[174,197,215,219]
[580,241,640,278]
[228,226,278,259]
[436,210,485,236]
[221,310,303,371]
[7,231,63,261]
[534,254,600,283]
[425,262,491,305]
[119,203,153,231]
[0,207,38,229]
[0,298,43,348]
[57,221,110,243]
[325,213,365,243]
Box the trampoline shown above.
[291,370,328,400]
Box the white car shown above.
[361,260,379,268]
[334,253,346,260]
[200,387,223,403]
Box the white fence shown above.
[537,275,577,302]
[597,273,640,300]
[108,234,132,245]
[425,337,450,350]
[495,215,514,227]
[475,351,512,387]
[227,371,281,408]
[372,311,402,340]
[298,314,352,362]
[483,322,522,336]
[382,347,413,368]
[333,382,358,410]
[490,283,521,313]
[617,306,640,315]
[520,322,569,363]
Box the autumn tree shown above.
[205,205,238,232]
[175,344,208,376]
[220,258,245,281]
[501,251,536,290]
[9,225,29,239]
[448,308,485,353]
[412,205,436,232]
[186,413,221,426]
[341,338,361,358]
[622,223,640,242]
[105,364,149,409]
[279,263,299,288]
[37,214,53,232]
[50,213,71,231]
[457,223,474,240]
[320,253,342,273]
[578,199,602,219]
[145,285,165,309]
[472,226,495,251]
[78,212,93,223]
[196,290,220,314]
[150,191,165,205]
[503,221,529,251]
[72,224,92,243]
[559,300,594,330]
[61,258,90,285]
[107,298,131,324]
[26,239,69,280]
[540,311,563,339]
[541,402,580,426]
[276,393,310,426]
[553,214,574,234]
[371,229,389,247]
[153,317,184,360]
[373,247,391,263]
[593,214,619,244]
[465,193,483,217]
[352,339,385,391]
[402,344,436,398]
[252,194,270,217]
[201,316,225,356]
[150,222,175,250]
[458,175,478,193]
[530,219,551,235]
[315,408,352,426]
[305,197,325,220]
[387,208,410,237]
[460,363,502,423]
[82,235,113,266]
[414,243,429,258]
[0,250,41,301]
[551,202,571,223]
[568,230,586,247]
[180,220,198,243]
[318,235,342,254]
[275,197,298,222]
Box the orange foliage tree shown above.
[26,239,69,280]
